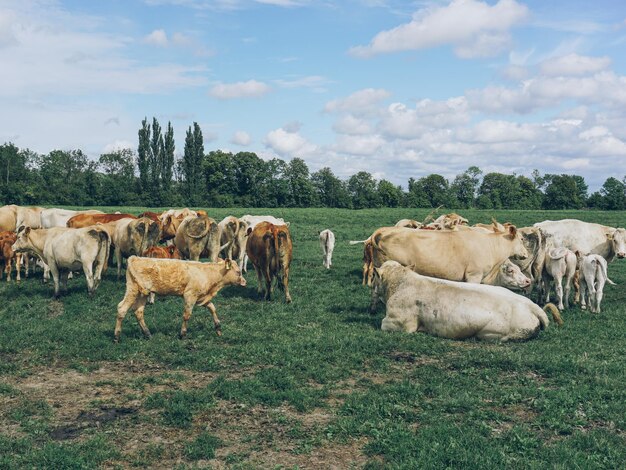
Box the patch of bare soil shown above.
[47,300,64,318]
[1,363,371,469]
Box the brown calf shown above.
[245,222,293,302]
[115,256,246,341]
[0,232,22,281]
[142,245,182,259]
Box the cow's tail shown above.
[596,259,616,286]
[93,229,111,278]
[543,303,563,327]
[349,239,369,245]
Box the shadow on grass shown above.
[343,315,380,329]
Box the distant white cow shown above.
[372,260,562,341]
[40,208,103,228]
[319,229,335,269]
[543,247,577,310]
[577,253,615,314]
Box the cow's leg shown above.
[579,277,587,310]
[564,271,575,309]
[573,270,580,304]
[242,253,249,273]
[115,288,138,342]
[83,260,96,295]
[204,301,222,336]
[283,267,292,303]
[148,292,155,304]
[180,294,197,338]
[554,276,564,310]
[42,260,50,284]
[595,277,605,313]
[4,259,10,282]
[61,271,69,292]
[133,296,151,338]
[263,267,273,300]
[254,265,264,298]
[49,264,61,299]
[15,254,21,282]
[115,246,123,279]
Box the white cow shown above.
[319,229,335,269]
[239,215,289,272]
[40,208,103,228]
[543,247,577,310]
[12,226,110,298]
[372,260,562,341]
[534,219,626,262]
[577,254,615,314]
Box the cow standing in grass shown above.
[114,257,246,342]
[319,229,335,269]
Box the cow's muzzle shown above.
[617,252,625,259]
[239,277,247,287]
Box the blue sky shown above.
[1,0,626,190]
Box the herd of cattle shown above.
[0,205,624,343]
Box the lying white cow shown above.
[577,254,615,314]
[319,229,335,269]
[12,226,110,298]
[372,261,562,341]
[543,247,577,310]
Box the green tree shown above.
[451,166,482,208]
[39,149,90,205]
[542,174,585,209]
[377,179,403,207]
[98,148,137,205]
[599,177,626,210]
[233,152,267,206]
[137,118,151,197]
[0,143,41,204]
[516,175,542,209]
[406,177,430,207]
[183,122,204,205]
[477,173,521,209]
[161,122,175,203]
[203,150,236,207]
[265,158,291,207]
[311,167,350,208]
[348,171,380,209]
[285,158,316,207]
[419,174,452,208]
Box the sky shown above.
[1,0,626,191]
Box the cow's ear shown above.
[507,225,517,238]
[286,222,290,227]
[606,233,613,240]
[246,227,252,236]
[225,259,232,270]
[23,226,31,236]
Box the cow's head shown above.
[11,226,31,253]
[608,228,626,259]
[504,225,529,260]
[499,259,531,290]
[222,259,247,287]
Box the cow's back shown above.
[535,219,612,256]
[0,205,18,232]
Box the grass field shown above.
[1,208,625,469]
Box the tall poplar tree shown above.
[182,122,204,204]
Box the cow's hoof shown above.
[113,337,120,344]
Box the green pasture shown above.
[0,208,625,469]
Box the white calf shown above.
[543,247,577,310]
[319,229,335,269]
[578,254,615,313]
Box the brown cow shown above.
[0,231,22,281]
[114,256,246,341]
[67,213,137,228]
[142,245,182,259]
[113,218,160,278]
[246,221,293,303]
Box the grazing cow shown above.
[371,261,562,340]
[319,229,336,269]
[395,219,421,229]
[12,226,110,298]
[246,221,293,302]
[368,225,528,284]
[577,253,615,314]
[142,245,182,259]
[543,247,577,310]
[67,213,137,228]
[113,218,160,278]
[534,219,626,262]
[0,232,22,281]
[427,213,469,230]
[174,215,221,262]
[114,257,246,341]
[40,208,104,228]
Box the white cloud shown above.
[231,130,251,146]
[0,10,18,48]
[144,29,169,46]
[540,53,611,76]
[349,0,529,58]
[264,127,316,156]
[332,115,372,135]
[332,134,386,157]
[324,88,391,116]
[274,75,330,92]
[209,80,271,99]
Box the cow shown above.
[16,206,45,229]
[371,260,562,341]
[534,219,626,262]
[0,205,18,232]
[369,224,527,282]
[112,217,160,278]
[543,247,577,310]
[239,215,289,272]
[395,219,421,229]
[174,215,221,262]
[67,213,137,228]
[246,221,293,303]
[427,213,469,230]
[218,216,241,261]
[40,208,104,228]
[349,237,375,286]
[114,257,246,342]
[319,229,335,269]
[142,245,182,259]
[577,253,615,314]
[137,211,161,223]
[11,226,110,298]
[0,232,22,282]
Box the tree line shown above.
[1,117,625,210]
